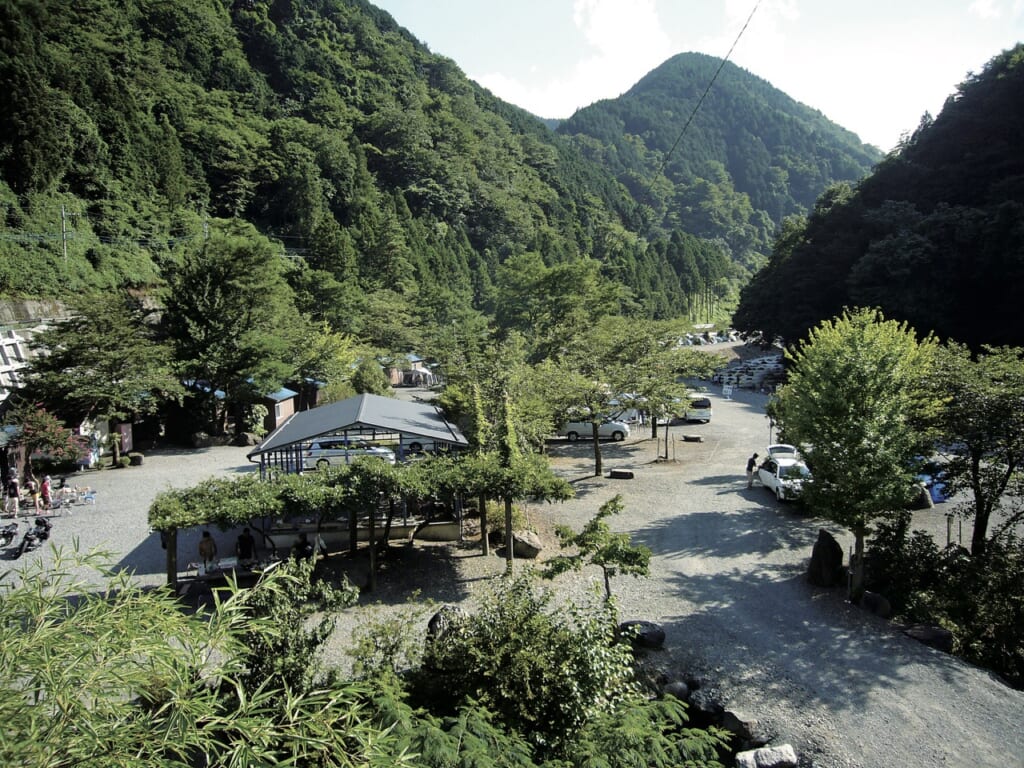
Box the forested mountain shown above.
[1,0,878,349]
[734,45,1024,350]
[557,53,882,270]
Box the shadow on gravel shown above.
[322,540,471,607]
[653,564,976,714]
[634,508,820,560]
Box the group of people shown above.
[198,527,259,570]
[197,527,318,572]
[4,470,53,517]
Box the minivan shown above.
[683,396,712,423]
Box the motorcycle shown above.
[0,521,18,548]
[14,517,52,559]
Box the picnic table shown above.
[177,556,282,595]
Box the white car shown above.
[682,395,712,423]
[559,420,630,442]
[303,438,396,469]
[757,455,811,501]
[766,443,801,460]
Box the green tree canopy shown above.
[773,308,940,595]
[161,220,302,434]
[929,344,1024,557]
[24,290,183,442]
[0,550,411,768]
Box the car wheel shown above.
[316,458,330,470]
[409,441,423,453]
[611,431,625,441]
[776,486,785,502]
[566,432,579,442]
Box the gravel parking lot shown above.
[2,445,257,589]
[5,379,1023,768]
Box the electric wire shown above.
[655,0,761,179]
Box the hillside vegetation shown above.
[735,45,1024,349]
[558,52,881,270]
[2,0,878,343]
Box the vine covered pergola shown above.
[148,453,573,590]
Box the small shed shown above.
[261,386,298,433]
[246,393,468,477]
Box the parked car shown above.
[766,443,801,460]
[682,395,713,423]
[909,458,950,508]
[757,455,811,501]
[558,420,630,441]
[303,438,396,469]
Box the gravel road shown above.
[538,386,1024,768]
[8,383,1023,768]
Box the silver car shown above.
[303,438,396,470]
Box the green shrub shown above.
[485,500,528,540]
[866,517,1024,687]
[410,573,638,755]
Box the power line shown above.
[654,0,761,180]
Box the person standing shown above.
[746,452,759,488]
[25,475,41,513]
[40,476,52,511]
[198,530,218,571]
[5,471,20,517]
[235,527,257,563]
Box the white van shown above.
[683,395,713,423]
[558,420,630,441]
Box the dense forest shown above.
[734,45,1024,350]
[557,52,881,270]
[0,0,879,348]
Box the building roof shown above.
[264,386,298,403]
[247,393,468,458]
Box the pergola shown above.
[246,393,469,477]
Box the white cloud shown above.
[968,0,1001,19]
[475,0,675,118]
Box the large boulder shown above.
[511,530,543,559]
[720,710,771,751]
[859,590,893,619]
[735,744,798,768]
[426,605,467,643]
[618,619,665,649]
[904,623,954,653]
[661,679,690,702]
[807,529,845,587]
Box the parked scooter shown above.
[15,517,52,559]
[0,521,18,548]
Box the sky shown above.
[370,0,1024,152]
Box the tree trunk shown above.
[368,502,376,592]
[110,425,122,467]
[479,493,490,556]
[650,414,659,440]
[382,498,395,551]
[164,527,178,589]
[850,530,866,599]
[349,506,358,556]
[504,495,514,573]
[971,503,991,558]
[592,422,603,477]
